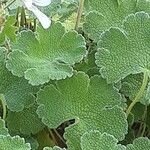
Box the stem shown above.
[0,94,7,120]
[53,129,66,145]
[126,70,149,117]
[75,0,84,30]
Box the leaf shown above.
[95,12,150,83]
[0,118,9,136]
[83,0,137,41]
[0,135,31,150]
[6,22,86,85]
[37,72,128,149]
[0,48,39,112]
[126,137,150,150]
[6,103,45,135]
[81,130,126,150]
[0,16,16,44]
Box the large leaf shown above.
[37,72,127,149]
[96,12,150,83]
[6,23,86,85]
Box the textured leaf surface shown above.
[0,48,39,111]
[81,130,126,150]
[83,0,137,41]
[6,23,86,85]
[96,12,150,83]
[37,72,127,149]
[0,135,31,150]
[6,103,44,135]
[127,137,150,150]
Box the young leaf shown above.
[81,130,126,150]
[96,12,150,83]
[6,22,86,85]
[0,48,39,112]
[37,72,128,149]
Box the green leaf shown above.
[6,103,44,135]
[0,118,9,136]
[0,16,16,44]
[83,0,137,41]
[37,72,128,149]
[81,130,126,150]
[0,48,39,112]
[6,22,86,85]
[126,137,150,150]
[96,12,150,83]
[0,135,31,150]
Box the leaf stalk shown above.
[126,70,149,117]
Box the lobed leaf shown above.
[96,12,150,83]
[37,72,128,149]
[6,23,86,85]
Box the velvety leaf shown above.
[6,23,86,85]
[37,72,127,149]
[96,12,150,83]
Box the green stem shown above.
[75,0,84,30]
[126,70,149,117]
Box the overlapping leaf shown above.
[6,22,86,85]
[96,12,150,83]
[81,130,126,150]
[43,147,66,150]
[37,72,127,149]
[0,48,39,111]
